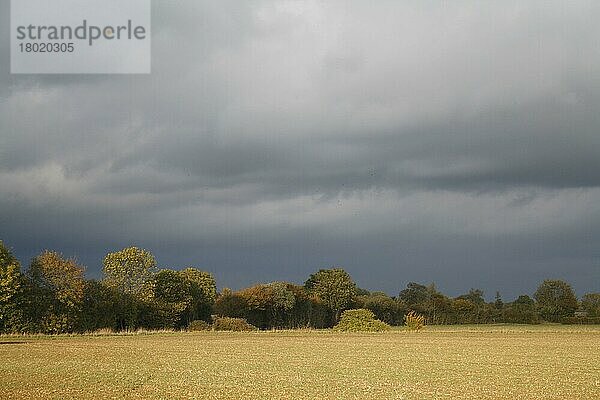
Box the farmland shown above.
[1,325,599,399]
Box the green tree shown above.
[426,291,452,324]
[457,288,485,305]
[581,293,600,317]
[152,268,217,328]
[354,292,404,325]
[452,298,476,323]
[494,291,504,309]
[262,282,296,328]
[179,268,217,323]
[154,269,190,304]
[398,282,430,307]
[80,280,119,332]
[534,279,578,322]
[0,241,26,333]
[514,294,534,306]
[501,294,540,324]
[27,251,86,333]
[152,269,191,328]
[398,282,452,323]
[305,268,356,322]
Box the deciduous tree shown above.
[581,293,600,317]
[102,246,157,329]
[27,251,86,333]
[305,268,356,321]
[0,241,26,333]
[534,279,578,322]
[102,246,156,299]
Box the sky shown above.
[1,0,599,300]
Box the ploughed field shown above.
[1,325,599,399]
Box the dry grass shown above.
[1,325,599,399]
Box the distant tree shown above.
[215,283,330,329]
[152,269,191,328]
[102,246,157,329]
[457,288,485,305]
[398,282,454,323]
[0,241,26,333]
[179,268,217,323]
[427,291,452,324]
[514,294,535,306]
[305,268,356,321]
[286,284,331,328]
[398,282,429,306]
[234,282,296,328]
[102,247,156,298]
[80,280,119,332]
[233,284,271,328]
[494,291,504,309]
[214,288,247,319]
[452,298,476,323]
[581,293,600,317]
[27,251,85,333]
[355,292,404,325]
[501,294,540,324]
[534,280,578,322]
[266,282,296,327]
[153,268,217,327]
[154,269,190,304]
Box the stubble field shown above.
[1,325,599,399]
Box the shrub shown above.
[561,316,600,325]
[188,320,210,331]
[333,309,391,332]
[212,316,256,331]
[404,311,425,331]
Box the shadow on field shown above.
[0,341,28,345]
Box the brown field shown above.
[1,325,599,399]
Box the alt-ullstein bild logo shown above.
[11,0,151,74]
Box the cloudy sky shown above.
[1,1,599,300]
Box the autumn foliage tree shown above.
[0,241,26,333]
[26,251,86,333]
[102,246,157,329]
[103,246,156,297]
[1,238,598,332]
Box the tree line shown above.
[1,240,598,334]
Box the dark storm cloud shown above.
[1,0,599,299]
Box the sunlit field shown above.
[1,325,599,399]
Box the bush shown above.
[561,316,600,325]
[212,316,256,331]
[188,320,210,331]
[333,309,391,332]
[404,311,425,331]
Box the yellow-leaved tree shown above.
[102,246,157,330]
[27,250,85,333]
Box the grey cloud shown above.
[1,0,599,299]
